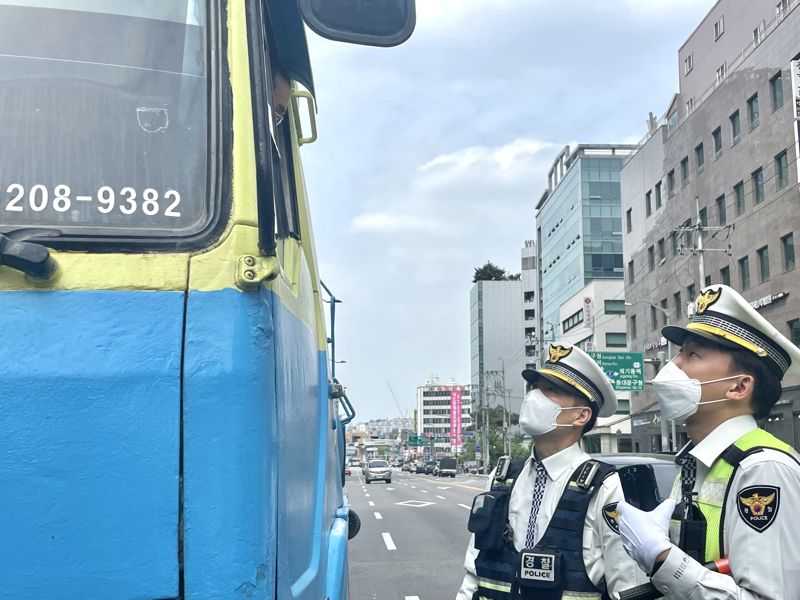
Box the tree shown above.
[472,261,508,282]
[459,438,476,462]
[510,433,532,459]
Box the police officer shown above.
[618,284,800,598]
[456,343,648,600]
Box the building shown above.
[621,0,800,451]
[470,279,526,415]
[556,279,632,453]
[521,240,539,370]
[536,144,637,365]
[414,377,472,458]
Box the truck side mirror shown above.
[298,0,416,47]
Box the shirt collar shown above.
[689,414,758,467]
[533,442,586,481]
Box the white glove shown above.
[617,498,675,574]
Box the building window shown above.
[753,20,765,46]
[777,0,788,22]
[604,299,626,315]
[655,181,663,209]
[716,63,726,84]
[562,309,584,333]
[739,256,751,289]
[752,168,765,203]
[776,150,789,189]
[695,143,705,171]
[626,208,632,233]
[734,181,745,216]
[628,260,635,283]
[771,71,784,111]
[670,231,679,257]
[730,110,741,144]
[712,127,722,155]
[789,319,800,346]
[681,156,689,184]
[699,207,708,227]
[758,246,770,282]
[687,283,696,302]
[667,170,676,197]
[645,190,652,217]
[686,97,695,114]
[606,332,628,348]
[720,266,731,286]
[630,315,637,340]
[650,305,658,330]
[648,245,655,271]
[682,218,693,249]
[782,232,795,271]
[748,94,760,129]
[658,238,665,261]
[673,291,682,320]
[660,299,669,327]
[684,53,693,75]
[716,194,726,225]
[714,15,724,39]
[705,274,712,287]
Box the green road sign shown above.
[588,351,645,391]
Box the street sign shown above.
[587,351,645,391]
[462,431,475,438]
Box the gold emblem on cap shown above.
[695,288,722,315]
[548,345,572,364]
[739,491,776,517]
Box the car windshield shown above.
[0,1,212,241]
[369,460,389,468]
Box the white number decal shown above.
[164,190,181,218]
[29,184,48,212]
[97,186,115,214]
[5,184,24,212]
[142,188,159,216]
[53,184,71,213]
[119,187,137,215]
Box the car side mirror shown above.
[348,509,361,540]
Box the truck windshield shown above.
[0,1,213,241]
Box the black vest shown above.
[468,457,614,600]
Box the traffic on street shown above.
[346,468,485,600]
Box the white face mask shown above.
[519,389,583,437]
[650,361,745,422]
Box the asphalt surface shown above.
[346,469,489,600]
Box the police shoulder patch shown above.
[602,502,620,534]
[737,485,780,532]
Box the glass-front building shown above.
[536,145,636,350]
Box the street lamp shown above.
[625,300,676,451]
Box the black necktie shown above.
[678,452,697,517]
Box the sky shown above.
[300,0,717,422]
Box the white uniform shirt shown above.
[456,443,648,600]
[652,415,800,599]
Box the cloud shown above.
[350,212,447,234]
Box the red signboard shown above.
[450,388,462,450]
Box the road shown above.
[346,469,488,600]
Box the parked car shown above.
[424,460,436,475]
[438,457,457,477]
[409,463,417,473]
[365,459,392,484]
[344,466,351,476]
[591,453,678,506]
[401,463,411,472]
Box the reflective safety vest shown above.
[670,428,796,562]
[469,458,614,600]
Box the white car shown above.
[365,459,392,484]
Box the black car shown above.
[591,453,677,506]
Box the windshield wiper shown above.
[0,228,61,279]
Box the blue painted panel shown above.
[182,287,277,600]
[0,290,182,600]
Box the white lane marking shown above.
[458,503,471,510]
[374,512,383,520]
[411,485,417,489]
[405,597,421,600]
[436,495,446,500]
[387,487,395,491]
[394,500,434,507]
[420,489,429,494]
[368,501,375,507]
[382,532,397,551]
[437,486,451,490]
[365,494,370,497]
